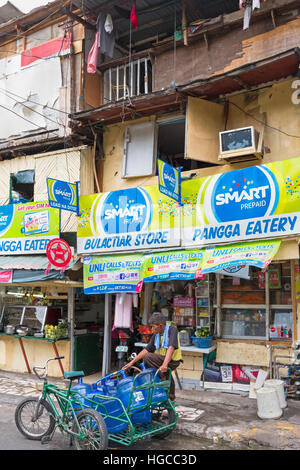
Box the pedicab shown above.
[71,363,178,447]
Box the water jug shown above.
[117,370,151,424]
[96,372,119,397]
[102,379,118,397]
[72,377,92,395]
[140,363,168,404]
[86,389,127,434]
[71,378,92,409]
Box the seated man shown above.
[123,312,182,401]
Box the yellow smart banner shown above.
[181,157,300,247]
[77,186,181,254]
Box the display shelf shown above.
[196,275,214,330]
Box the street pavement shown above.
[0,370,300,450]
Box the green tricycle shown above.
[14,356,178,450]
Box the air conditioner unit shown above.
[218,126,264,163]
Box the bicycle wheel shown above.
[72,408,108,450]
[151,405,176,439]
[15,397,55,441]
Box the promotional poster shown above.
[0,201,60,255]
[83,253,144,294]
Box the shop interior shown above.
[0,259,294,381]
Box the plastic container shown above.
[264,379,287,409]
[71,378,92,407]
[179,330,191,346]
[256,387,283,419]
[117,370,151,424]
[102,379,118,397]
[72,377,127,433]
[140,363,168,404]
[87,390,127,433]
[191,336,213,348]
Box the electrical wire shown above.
[228,101,300,139]
[0,101,45,129]
[0,89,62,127]
[0,86,69,115]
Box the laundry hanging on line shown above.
[240,0,264,30]
[96,12,117,58]
[87,12,117,73]
[113,293,134,331]
[130,1,138,30]
[87,31,99,74]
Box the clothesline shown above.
[87,3,138,74]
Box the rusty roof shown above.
[71,0,240,52]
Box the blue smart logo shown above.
[99,188,152,234]
[211,166,279,222]
[162,163,177,193]
[0,204,14,236]
[53,180,74,206]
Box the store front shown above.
[0,198,107,379]
[77,155,300,391]
[0,276,108,378]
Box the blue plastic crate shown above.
[191,336,213,348]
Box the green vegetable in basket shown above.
[195,328,210,337]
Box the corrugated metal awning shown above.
[0,255,81,271]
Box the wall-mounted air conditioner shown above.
[218,125,264,163]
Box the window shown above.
[10,170,34,204]
[122,121,157,178]
[219,262,293,341]
[122,117,220,178]
[157,119,217,172]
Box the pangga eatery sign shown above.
[0,201,60,255]
[181,157,300,246]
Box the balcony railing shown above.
[103,57,152,104]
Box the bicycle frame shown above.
[31,357,178,447]
[33,357,97,441]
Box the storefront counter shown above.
[0,333,70,377]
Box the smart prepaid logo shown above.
[162,164,177,193]
[93,187,153,236]
[198,165,279,224]
[52,180,75,206]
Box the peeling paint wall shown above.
[0,146,93,232]
[0,22,84,145]
[153,15,300,90]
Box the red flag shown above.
[130,2,138,29]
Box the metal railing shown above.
[103,57,152,104]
